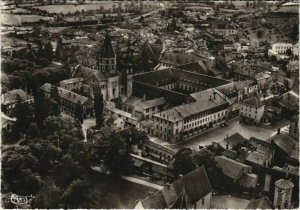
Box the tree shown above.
[2,147,41,194]
[37,43,45,58]
[74,101,84,124]
[172,148,197,178]
[291,24,299,39]
[104,133,132,176]
[270,55,277,62]
[286,48,293,56]
[246,1,249,7]
[257,30,263,38]
[44,42,54,62]
[34,90,49,125]
[50,84,60,104]
[94,88,104,128]
[55,38,63,60]
[50,99,61,116]
[62,179,89,208]
[14,94,31,134]
[33,178,61,209]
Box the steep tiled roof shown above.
[234,80,256,91]
[245,151,269,166]
[140,191,168,209]
[136,97,167,111]
[40,83,89,105]
[247,197,273,209]
[72,65,107,82]
[271,134,299,161]
[176,60,221,76]
[2,89,32,104]
[138,166,212,209]
[242,97,262,107]
[171,166,212,204]
[275,179,294,190]
[174,89,228,118]
[123,96,143,108]
[100,34,115,58]
[215,155,251,181]
[238,173,258,188]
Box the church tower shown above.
[121,38,133,97]
[98,34,117,75]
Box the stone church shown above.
[72,34,132,102]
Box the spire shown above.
[100,33,115,58]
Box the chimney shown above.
[209,95,212,100]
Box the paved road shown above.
[159,118,290,150]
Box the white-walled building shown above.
[271,43,298,55]
[239,97,265,124]
[152,89,229,143]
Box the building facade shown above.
[71,34,133,103]
[273,179,294,209]
[239,97,265,124]
[40,83,93,118]
[271,43,297,55]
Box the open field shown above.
[34,2,123,14]
[1,14,53,25]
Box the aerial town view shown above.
[0,0,299,209]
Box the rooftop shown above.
[275,179,294,190]
[138,166,212,209]
[100,34,116,58]
[246,197,273,209]
[271,134,299,161]
[2,89,32,104]
[40,83,89,105]
[215,155,252,181]
[219,133,248,150]
[242,97,263,107]
[135,97,167,112]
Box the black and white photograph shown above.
[0,0,299,209]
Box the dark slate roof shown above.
[100,34,115,58]
[238,173,258,189]
[140,191,168,209]
[223,149,237,159]
[72,65,107,82]
[219,133,248,150]
[247,197,273,209]
[138,166,212,209]
[215,156,251,181]
[40,83,89,105]
[242,97,263,107]
[271,134,299,161]
[171,166,212,204]
[176,61,221,76]
[170,188,193,209]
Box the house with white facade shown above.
[239,97,265,124]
